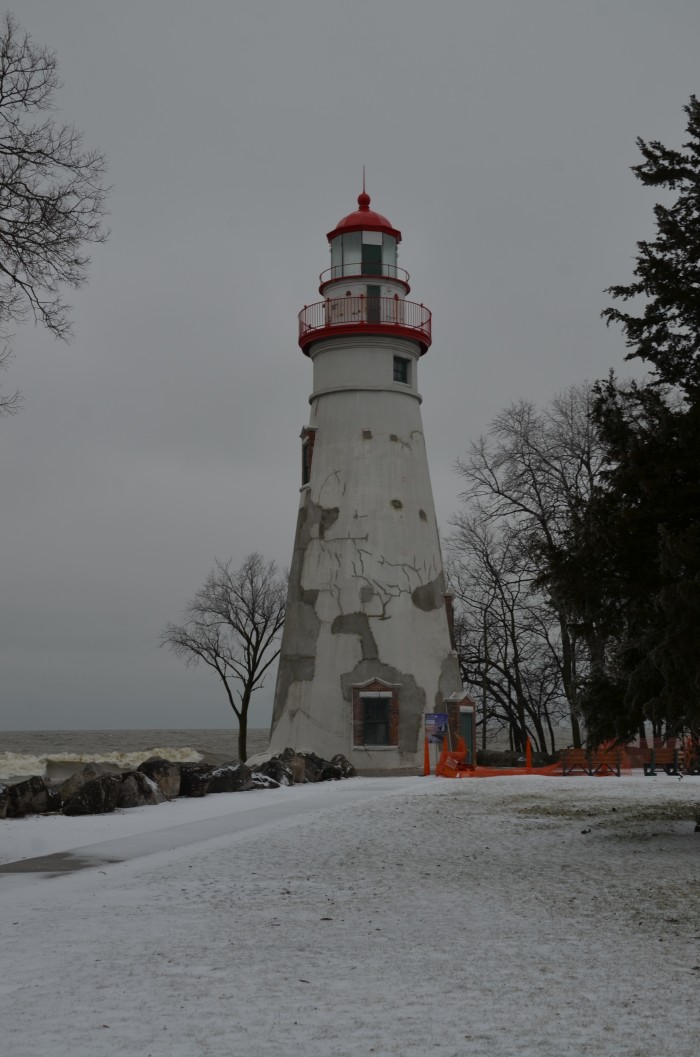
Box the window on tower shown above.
[352,684,400,747]
[361,230,383,276]
[393,356,410,384]
[362,696,390,745]
[361,243,382,276]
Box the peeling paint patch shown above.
[390,499,403,510]
[271,497,326,727]
[411,574,446,612]
[331,612,378,660]
[389,433,412,450]
[270,661,317,734]
[319,506,339,538]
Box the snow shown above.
[1,774,698,1057]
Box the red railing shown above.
[299,296,431,351]
[319,263,410,286]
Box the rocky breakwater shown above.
[0,749,356,820]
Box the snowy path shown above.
[0,777,421,878]
[1,775,698,1057]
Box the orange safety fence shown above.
[433,737,635,779]
[435,735,475,778]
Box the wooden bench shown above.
[643,747,680,776]
[561,748,621,777]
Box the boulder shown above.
[2,776,61,818]
[288,756,307,783]
[208,763,254,794]
[292,751,328,783]
[46,781,65,810]
[117,771,166,809]
[253,757,294,787]
[62,773,122,816]
[320,763,343,781]
[277,748,355,783]
[137,756,181,798]
[329,754,356,779]
[179,763,214,798]
[251,772,280,789]
[276,750,307,784]
[60,762,123,803]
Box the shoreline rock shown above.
[0,749,357,820]
[137,757,181,799]
[63,772,122,816]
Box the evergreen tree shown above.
[552,97,700,744]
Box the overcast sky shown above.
[2,0,698,732]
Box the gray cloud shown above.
[3,0,698,729]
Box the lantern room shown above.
[299,189,432,356]
[321,191,408,291]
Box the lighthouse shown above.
[269,188,464,770]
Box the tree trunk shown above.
[545,709,556,755]
[530,713,548,755]
[481,616,489,751]
[237,689,251,762]
[237,713,248,763]
[560,618,582,748]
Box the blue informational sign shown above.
[425,713,449,744]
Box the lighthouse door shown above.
[459,706,476,764]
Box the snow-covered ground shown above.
[1,774,698,1057]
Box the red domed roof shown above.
[326,191,401,242]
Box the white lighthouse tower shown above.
[269,188,463,770]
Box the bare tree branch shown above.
[160,553,287,762]
[0,342,20,414]
[0,13,109,353]
[449,384,606,751]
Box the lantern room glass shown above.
[328,231,400,280]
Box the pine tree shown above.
[603,95,700,394]
[551,97,700,744]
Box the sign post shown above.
[424,713,449,774]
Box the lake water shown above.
[0,729,271,783]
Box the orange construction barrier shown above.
[434,735,639,781]
[435,736,565,779]
[435,735,476,778]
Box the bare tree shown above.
[451,385,605,749]
[0,345,21,416]
[448,514,569,754]
[0,12,108,355]
[161,554,287,762]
